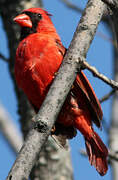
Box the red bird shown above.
[14,8,108,175]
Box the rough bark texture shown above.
[109,28,118,180]
[30,138,73,180]
[0,0,73,180]
[5,0,107,179]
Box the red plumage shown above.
[14,8,108,175]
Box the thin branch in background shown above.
[81,60,118,89]
[59,0,83,13]
[99,89,115,103]
[101,0,118,49]
[102,117,110,134]
[96,31,116,48]
[0,103,23,153]
[80,149,118,162]
[0,53,9,62]
[97,31,113,43]
[97,31,118,54]
[109,150,118,162]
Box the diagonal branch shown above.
[0,103,23,153]
[99,90,115,103]
[82,60,118,89]
[60,0,83,13]
[80,149,118,162]
[0,53,9,62]
[109,150,118,162]
[6,0,107,179]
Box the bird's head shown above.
[14,8,57,39]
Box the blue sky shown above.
[0,0,112,179]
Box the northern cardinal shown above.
[14,8,108,175]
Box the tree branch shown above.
[0,103,23,153]
[99,90,115,103]
[109,150,118,161]
[80,149,118,162]
[102,117,110,133]
[82,60,118,89]
[0,53,9,62]
[6,0,107,179]
[60,0,83,13]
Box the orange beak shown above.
[13,14,32,28]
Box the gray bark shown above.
[109,32,118,180]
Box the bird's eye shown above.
[38,13,41,18]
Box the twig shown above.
[102,117,110,133]
[0,103,23,153]
[6,0,107,179]
[82,60,118,89]
[80,149,118,162]
[101,0,118,49]
[0,53,9,62]
[109,150,118,161]
[60,0,82,13]
[99,90,115,103]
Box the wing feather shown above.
[73,71,103,128]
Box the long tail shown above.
[85,131,108,176]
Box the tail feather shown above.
[85,132,108,176]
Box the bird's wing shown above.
[73,71,103,128]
